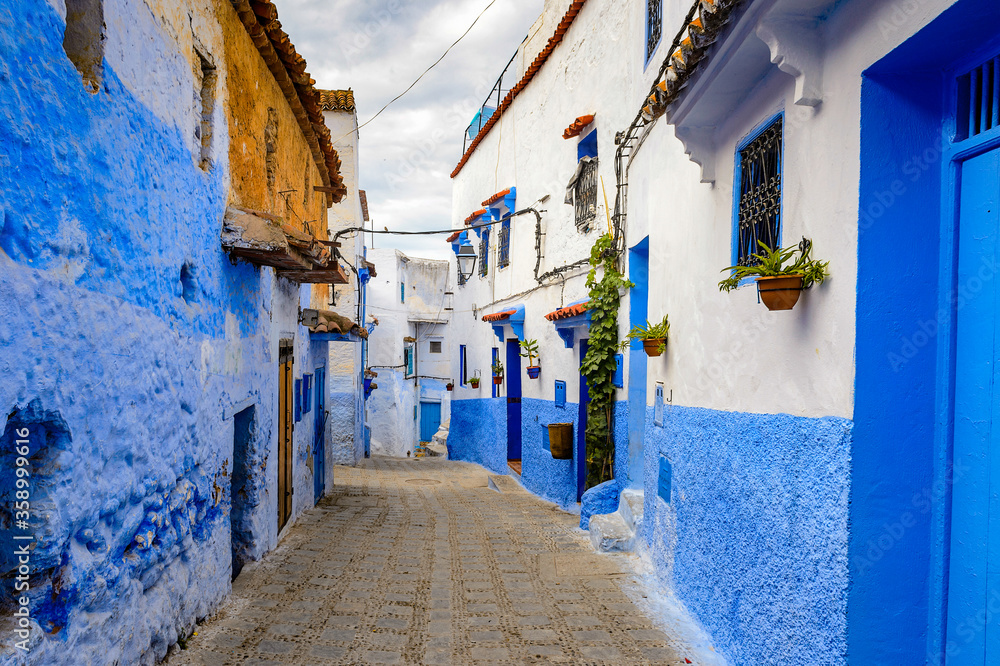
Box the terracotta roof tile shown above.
[359,189,369,221]
[230,0,346,202]
[445,231,462,243]
[482,309,517,323]
[641,0,745,122]
[562,114,595,139]
[544,302,589,321]
[319,89,355,112]
[464,209,487,224]
[452,0,589,178]
[482,188,512,206]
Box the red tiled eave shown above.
[464,209,488,224]
[482,310,517,323]
[445,231,461,243]
[563,114,595,139]
[545,302,589,321]
[451,0,589,179]
[482,188,512,206]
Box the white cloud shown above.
[278,0,543,260]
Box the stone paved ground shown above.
[167,457,689,665]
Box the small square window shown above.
[430,340,442,354]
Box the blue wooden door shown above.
[313,367,326,503]
[950,146,1000,663]
[506,339,522,461]
[578,339,590,501]
[419,401,441,442]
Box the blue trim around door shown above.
[578,339,590,502]
[506,338,522,462]
[628,237,649,488]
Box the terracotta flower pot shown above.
[446,384,454,391]
[642,338,666,357]
[470,380,480,388]
[527,366,541,379]
[756,275,804,311]
[493,376,503,385]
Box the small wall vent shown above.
[956,54,1000,142]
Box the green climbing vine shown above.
[580,233,632,488]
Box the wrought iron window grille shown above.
[646,0,663,65]
[497,219,511,269]
[736,117,783,266]
[575,158,599,232]
[479,234,489,278]
[956,53,1000,142]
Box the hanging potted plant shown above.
[492,358,504,385]
[469,372,481,389]
[718,238,830,311]
[446,381,454,391]
[520,339,541,379]
[622,315,670,357]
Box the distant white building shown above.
[365,249,452,457]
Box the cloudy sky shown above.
[278,0,544,260]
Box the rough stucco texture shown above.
[0,2,321,662]
[520,398,578,510]
[580,480,621,530]
[447,398,508,475]
[643,404,852,666]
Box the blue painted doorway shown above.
[627,238,649,488]
[506,338,522,464]
[577,339,589,502]
[419,400,442,442]
[313,367,326,503]
[949,144,1000,662]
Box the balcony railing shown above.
[462,52,518,156]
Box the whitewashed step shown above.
[619,489,644,534]
[588,511,635,552]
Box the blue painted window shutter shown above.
[555,380,566,408]
[658,456,672,503]
[294,378,302,423]
[578,130,598,160]
[400,282,405,303]
[612,354,624,388]
[302,373,312,414]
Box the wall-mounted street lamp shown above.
[456,244,477,283]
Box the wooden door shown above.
[949,146,1000,663]
[278,341,294,531]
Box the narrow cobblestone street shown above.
[168,457,687,665]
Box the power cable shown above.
[333,0,500,144]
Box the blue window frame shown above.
[645,0,663,67]
[497,219,510,270]
[400,281,405,303]
[491,347,499,398]
[459,345,467,386]
[302,373,312,414]
[479,230,489,278]
[733,113,784,267]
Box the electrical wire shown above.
[332,0,500,144]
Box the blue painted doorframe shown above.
[627,238,649,489]
[506,339,522,461]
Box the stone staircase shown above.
[587,488,644,553]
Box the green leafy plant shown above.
[580,233,634,488]
[491,358,504,377]
[718,239,830,292]
[621,315,670,354]
[519,339,540,366]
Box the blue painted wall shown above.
[643,405,851,666]
[520,399,579,509]
[448,398,508,475]
[0,2,328,662]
